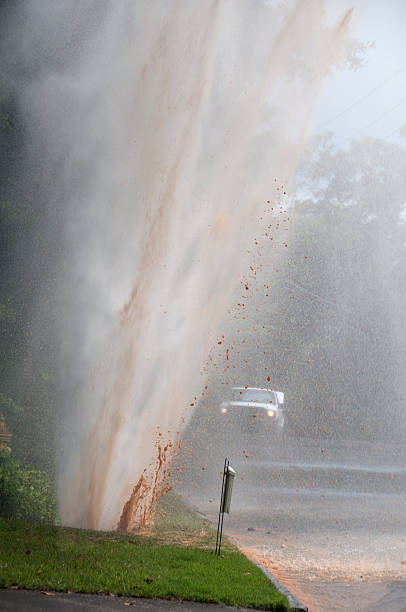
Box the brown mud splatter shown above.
[117,437,174,532]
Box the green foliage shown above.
[0,389,56,473]
[0,455,57,524]
[0,92,58,475]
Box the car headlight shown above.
[221,407,227,414]
[267,410,275,417]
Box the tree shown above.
[275,135,406,440]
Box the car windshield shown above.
[230,388,275,404]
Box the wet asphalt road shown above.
[0,590,263,612]
[180,435,406,611]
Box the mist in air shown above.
[4,0,406,543]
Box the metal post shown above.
[218,495,226,555]
[216,458,229,556]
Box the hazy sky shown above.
[311,0,406,148]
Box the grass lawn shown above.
[0,495,289,611]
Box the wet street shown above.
[180,436,406,611]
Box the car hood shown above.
[221,400,279,410]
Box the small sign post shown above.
[215,458,236,556]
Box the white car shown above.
[219,386,285,431]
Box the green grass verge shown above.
[0,496,289,610]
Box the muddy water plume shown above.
[9,0,353,530]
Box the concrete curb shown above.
[250,561,308,612]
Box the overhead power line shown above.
[315,65,406,131]
[332,96,406,150]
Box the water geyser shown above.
[6,0,353,530]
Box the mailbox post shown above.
[215,458,236,555]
